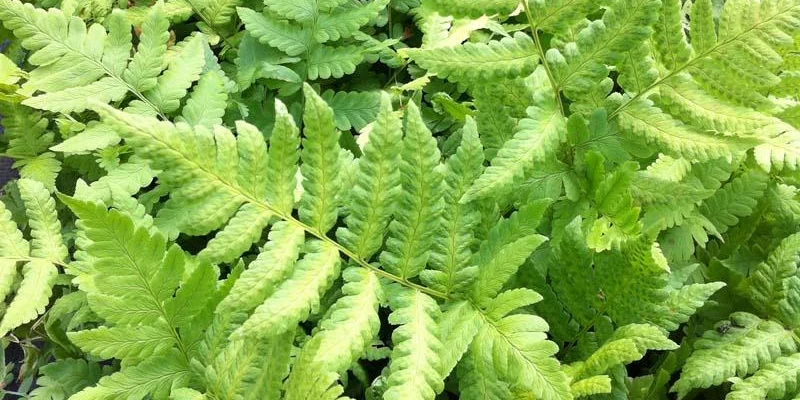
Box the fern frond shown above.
[300,83,344,234]
[672,312,796,398]
[727,353,800,400]
[471,77,530,160]
[205,332,293,400]
[284,267,382,400]
[0,179,64,336]
[0,259,57,336]
[260,100,300,216]
[742,232,800,317]
[438,300,484,378]
[379,102,443,279]
[462,68,566,203]
[179,70,228,129]
[214,223,304,318]
[652,0,692,69]
[313,0,389,43]
[306,44,363,80]
[655,282,727,332]
[402,33,539,85]
[471,312,572,400]
[144,34,207,114]
[123,5,169,93]
[427,0,517,19]
[594,240,669,326]
[234,240,340,339]
[237,7,309,56]
[197,203,272,265]
[469,201,549,304]
[70,351,190,400]
[549,0,660,99]
[0,0,176,115]
[421,117,483,296]
[457,348,512,400]
[569,375,612,398]
[322,90,382,131]
[571,324,677,380]
[549,217,596,326]
[528,0,594,35]
[188,0,240,26]
[383,285,444,400]
[616,98,758,162]
[0,199,29,259]
[337,93,402,259]
[698,168,769,235]
[67,323,175,360]
[18,178,66,262]
[0,101,60,190]
[28,358,108,400]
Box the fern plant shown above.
[1,0,800,399]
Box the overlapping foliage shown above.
[1,0,800,399]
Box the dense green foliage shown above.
[1,0,800,399]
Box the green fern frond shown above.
[471,312,572,400]
[421,117,483,296]
[727,353,800,400]
[234,240,340,339]
[383,285,444,400]
[594,240,669,326]
[427,0,517,19]
[528,0,595,35]
[672,312,796,398]
[570,324,677,380]
[300,83,344,234]
[742,232,800,317]
[402,33,539,85]
[698,168,769,235]
[656,282,727,332]
[266,99,301,215]
[70,351,190,400]
[0,0,208,116]
[469,200,549,304]
[379,101,443,279]
[336,93,401,259]
[284,267,382,400]
[438,300,484,379]
[322,90,382,131]
[462,68,566,203]
[237,7,309,56]
[549,0,660,99]
[0,179,64,336]
[616,98,758,162]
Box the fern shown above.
[0,179,63,336]
[2,0,800,398]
